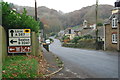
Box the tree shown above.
[71,36,81,44]
[97,23,103,26]
[1,2,40,33]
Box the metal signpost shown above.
[8,29,31,53]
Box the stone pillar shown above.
[31,32,36,56]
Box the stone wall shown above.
[31,32,41,57]
[0,26,7,80]
[105,24,118,51]
[0,26,7,63]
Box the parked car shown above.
[45,39,51,44]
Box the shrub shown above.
[78,39,96,43]
[62,35,70,40]
[97,23,103,26]
[50,32,56,36]
[82,35,93,39]
[1,2,40,33]
[62,42,96,49]
[70,36,82,44]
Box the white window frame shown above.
[112,18,118,28]
[112,34,117,43]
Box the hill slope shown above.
[14,4,113,33]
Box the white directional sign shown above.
[9,38,31,46]
[9,29,31,37]
[8,29,31,53]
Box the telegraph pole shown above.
[95,0,99,50]
[35,0,37,21]
[118,10,120,51]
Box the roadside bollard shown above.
[43,44,49,52]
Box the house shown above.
[89,24,96,30]
[77,20,104,40]
[64,28,76,40]
[104,0,120,51]
[83,20,88,28]
[58,30,65,39]
[59,20,104,41]
[58,28,76,40]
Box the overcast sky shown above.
[3,0,115,13]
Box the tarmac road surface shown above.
[50,38,118,78]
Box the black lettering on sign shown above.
[15,30,23,33]
[17,38,30,45]
[22,42,30,44]
[18,33,25,36]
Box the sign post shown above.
[8,29,31,53]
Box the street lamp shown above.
[35,0,37,21]
[95,0,99,50]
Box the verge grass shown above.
[2,55,39,78]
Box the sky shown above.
[3,0,116,13]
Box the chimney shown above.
[115,0,120,7]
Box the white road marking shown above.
[65,67,81,78]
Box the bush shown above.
[62,43,96,49]
[70,36,82,44]
[70,35,93,44]
[50,32,56,36]
[78,39,95,43]
[62,39,96,49]
[82,35,93,39]
[62,35,70,40]
[1,2,40,32]
[97,23,103,26]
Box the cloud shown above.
[3,0,115,13]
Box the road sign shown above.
[8,29,31,53]
[8,46,31,53]
[9,29,31,37]
[9,38,31,46]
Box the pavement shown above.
[42,47,64,77]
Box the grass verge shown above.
[2,55,39,78]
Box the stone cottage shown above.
[104,0,120,51]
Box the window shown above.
[69,29,71,34]
[112,34,117,43]
[112,18,118,28]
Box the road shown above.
[49,38,118,78]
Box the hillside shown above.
[64,5,113,27]
[14,4,113,33]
